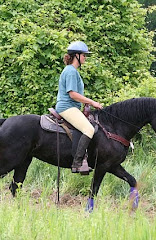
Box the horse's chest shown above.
[98,140,128,165]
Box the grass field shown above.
[0,133,156,240]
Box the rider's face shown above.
[80,53,86,64]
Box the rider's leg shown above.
[72,134,91,167]
[59,107,94,173]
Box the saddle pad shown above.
[40,115,69,134]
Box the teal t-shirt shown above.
[55,65,84,113]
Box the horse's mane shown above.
[99,97,156,125]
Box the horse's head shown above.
[151,113,156,133]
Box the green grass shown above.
[0,135,156,239]
[0,194,155,240]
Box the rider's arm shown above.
[69,91,103,109]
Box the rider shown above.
[55,41,103,174]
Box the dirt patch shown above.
[30,188,86,207]
[53,193,84,207]
[1,187,156,219]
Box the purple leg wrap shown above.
[130,187,139,209]
[85,198,94,213]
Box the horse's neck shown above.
[121,103,154,139]
[101,98,156,140]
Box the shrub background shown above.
[0,0,155,117]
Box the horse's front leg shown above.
[86,163,106,212]
[109,164,139,210]
[9,156,32,196]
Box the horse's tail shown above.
[0,119,6,126]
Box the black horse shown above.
[0,97,156,211]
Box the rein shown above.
[102,109,140,129]
[91,115,130,147]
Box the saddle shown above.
[40,105,98,141]
[40,106,130,147]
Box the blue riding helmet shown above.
[67,41,92,54]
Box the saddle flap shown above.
[40,115,67,134]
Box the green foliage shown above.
[138,0,156,7]
[146,6,156,74]
[112,71,156,102]
[0,0,155,116]
[137,1,156,75]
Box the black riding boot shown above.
[71,134,92,175]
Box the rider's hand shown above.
[91,101,103,109]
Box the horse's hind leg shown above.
[9,156,32,196]
[109,164,137,187]
[109,164,139,209]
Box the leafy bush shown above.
[0,0,155,117]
